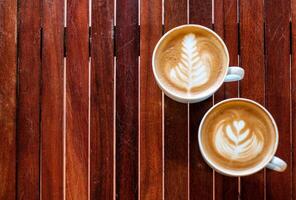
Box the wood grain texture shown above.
[1,1,294,199]
[265,0,292,199]
[41,0,64,199]
[17,0,41,199]
[66,0,89,199]
[213,0,239,199]
[292,0,296,199]
[212,0,226,103]
[90,0,114,199]
[189,1,213,200]
[239,0,265,199]
[140,0,163,199]
[214,0,239,100]
[116,0,139,199]
[0,0,17,199]
[163,1,188,200]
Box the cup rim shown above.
[152,24,230,102]
[198,98,279,177]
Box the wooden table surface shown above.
[0,0,295,199]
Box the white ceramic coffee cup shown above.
[152,24,245,103]
[198,98,287,176]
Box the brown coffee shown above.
[201,100,277,172]
[154,26,228,98]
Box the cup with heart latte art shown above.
[199,98,287,176]
[152,24,244,103]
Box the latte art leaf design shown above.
[214,120,264,161]
[169,33,211,91]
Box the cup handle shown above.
[224,66,245,82]
[266,156,287,172]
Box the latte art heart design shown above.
[169,33,211,92]
[214,119,264,161]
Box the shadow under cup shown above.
[198,98,279,176]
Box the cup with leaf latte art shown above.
[199,98,287,176]
[152,24,244,103]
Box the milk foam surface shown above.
[155,27,227,97]
[214,115,264,162]
[169,33,211,90]
[201,100,276,171]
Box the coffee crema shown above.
[154,26,228,97]
[201,100,276,172]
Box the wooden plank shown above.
[90,0,114,199]
[41,0,64,199]
[292,0,296,198]
[214,0,239,100]
[189,1,213,200]
[17,0,41,199]
[213,0,226,104]
[265,0,292,199]
[239,0,265,199]
[163,1,188,200]
[213,0,239,199]
[115,0,139,199]
[139,0,163,199]
[189,0,212,27]
[0,0,17,199]
[66,0,89,199]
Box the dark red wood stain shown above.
[41,0,64,199]
[17,0,41,199]
[164,0,188,200]
[214,0,240,199]
[0,0,17,199]
[214,0,239,100]
[90,0,114,199]
[189,1,214,200]
[239,0,265,199]
[140,0,163,199]
[292,0,296,198]
[0,1,295,199]
[66,0,89,199]
[265,0,292,199]
[116,0,139,199]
